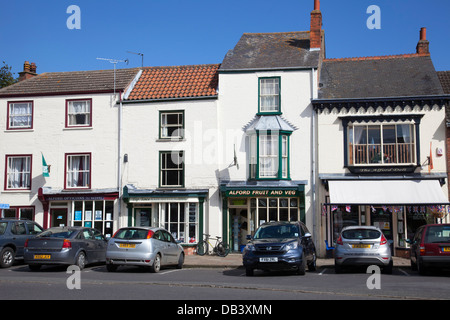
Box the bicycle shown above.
[196,234,230,257]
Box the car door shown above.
[410,227,423,264]
[11,222,28,257]
[152,231,169,265]
[300,223,315,260]
[92,229,107,262]
[162,231,180,264]
[80,229,97,261]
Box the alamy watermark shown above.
[67,5,81,30]
[366,265,381,290]
[367,5,381,30]
[66,265,81,290]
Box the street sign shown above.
[0,204,10,209]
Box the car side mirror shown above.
[246,235,252,240]
[303,233,312,239]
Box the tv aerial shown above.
[127,51,144,68]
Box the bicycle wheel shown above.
[216,242,230,257]
[196,240,208,256]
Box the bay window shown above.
[249,131,290,180]
[348,123,416,165]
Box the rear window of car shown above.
[425,226,450,243]
[113,228,149,240]
[342,229,381,240]
[38,229,76,238]
[254,224,299,239]
[0,222,7,235]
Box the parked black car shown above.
[242,221,316,276]
[0,219,44,268]
[409,224,450,275]
[24,226,107,271]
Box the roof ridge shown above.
[141,63,220,70]
[324,53,430,62]
[242,31,309,36]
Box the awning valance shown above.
[328,180,449,205]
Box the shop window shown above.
[72,200,114,237]
[160,202,198,244]
[347,123,415,165]
[5,155,32,190]
[250,197,299,230]
[1,206,35,220]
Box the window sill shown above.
[63,127,93,131]
[4,129,34,133]
[156,138,185,142]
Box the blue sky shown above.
[1,0,449,75]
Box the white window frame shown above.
[5,155,32,190]
[65,153,91,189]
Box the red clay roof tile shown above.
[126,64,219,101]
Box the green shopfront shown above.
[220,181,306,252]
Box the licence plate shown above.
[119,243,136,248]
[34,255,51,260]
[259,257,278,262]
[352,244,371,249]
[443,247,450,252]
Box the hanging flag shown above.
[429,141,434,173]
[345,205,351,213]
[42,153,49,177]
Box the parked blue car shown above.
[0,219,44,268]
[242,221,316,276]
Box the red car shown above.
[409,224,450,275]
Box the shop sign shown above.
[225,189,299,198]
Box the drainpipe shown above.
[118,91,123,226]
[310,67,318,250]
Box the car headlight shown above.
[285,241,298,251]
[244,244,255,252]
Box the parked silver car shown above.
[24,226,107,271]
[334,226,392,274]
[106,227,184,273]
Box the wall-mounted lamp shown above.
[124,154,128,163]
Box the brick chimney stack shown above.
[18,61,38,81]
[310,0,322,50]
[416,27,430,56]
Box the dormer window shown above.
[259,77,280,114]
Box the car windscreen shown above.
[425,226,450,243]
[0,222,7,235]
[113,228,150,240]
[37,229,76,238]
[342,229,381,240]
[254,224,299,239]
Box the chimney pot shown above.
[314,0,320,11]
[18,61,38,82]
[420,27,426,41]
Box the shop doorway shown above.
[230,208,249,252]
[50,208,68,227]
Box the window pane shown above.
[260,78,280,112]
[68,100,91,126]
[9,102,32,128]
[66,154,90,188]
[7,156,31,189]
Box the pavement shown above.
[184,253,411,268]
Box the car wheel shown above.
[334,262,343,274]
[383,260,393,274]
[150,254,161,273]
[245,267,254,276]
[176,252,184,269]
[297,252,306,275]
[308,252,317,271]
[0,247,15,268]
[410,255,417,271]
[75,251,87,270]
